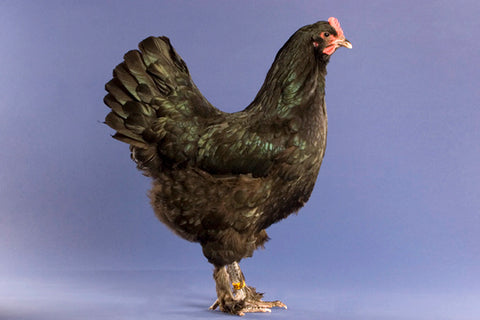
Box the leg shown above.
[227,261,247,301]
[209,265,245,314]
[210,262,287,316]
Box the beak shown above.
[335,37,352,49]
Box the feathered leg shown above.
[210,265,245,314]
[210,262,287,316]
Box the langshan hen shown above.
[104,17,351,315]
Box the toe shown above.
[209,299,220,310]
[239,305,272,315]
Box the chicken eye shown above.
[323,32,330,37]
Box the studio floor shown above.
[2,268,478,320]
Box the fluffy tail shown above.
[104,36,189,175]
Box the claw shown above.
[209,299,220,310]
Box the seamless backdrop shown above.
[1,1,479,319]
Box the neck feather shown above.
[246,37,329,116]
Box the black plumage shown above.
[104,18,351,315]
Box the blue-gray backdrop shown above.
[1,1,479,319]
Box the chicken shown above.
[104,17,351,315]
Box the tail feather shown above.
[138,36,187,74]
[123,50,161,100]
[105,78,132,105]
[104,36,187,175]
[104,35,218,176]
[147,63,174,95]
[123,103,154,135]
[103,94,127,118]
[113,63,140,100]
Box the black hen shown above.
[104,17,351,315]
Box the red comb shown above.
[328,17,344,38]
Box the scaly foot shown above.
[209,285,287,316]
[210,263,287,316]
[238,285,287,315]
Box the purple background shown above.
[1,1,479,319]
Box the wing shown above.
[195,114,292,177]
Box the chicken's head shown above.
[312,17,352,55]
